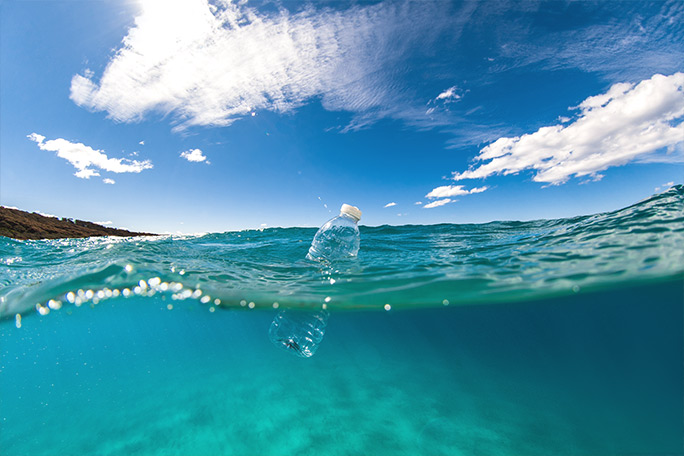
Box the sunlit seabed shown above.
[1,281,682,456]
[1,186,683,455]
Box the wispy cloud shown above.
[69,0,465,132]
[453,73,684,185]
[27,133,153,179]
[424,198,453,209]
[426,185,488,198]
[383,202,397,208]
[103,178,116,184]
[180,148,208,163]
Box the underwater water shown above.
[1,186,683,455]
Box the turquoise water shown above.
[1,186,683,455]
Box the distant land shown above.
[0,206,156,240]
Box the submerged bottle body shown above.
[306,213,360,262]
[268,309,329,358]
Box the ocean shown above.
[1,186,683,455]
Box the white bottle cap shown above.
[340,204,362,221]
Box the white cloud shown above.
[103,178,116,184]
[655,181,676,192]
[27,133,153,179]
[453,73,684,185]
[180,148,207,163]
[69,0,456,131]
[95,221,113,226]
[383,202,397,208]
[414,201,423,205]
[426,185,488,198]
[424,198,453,208]
[435,86,461,102]
[139,140,145,145]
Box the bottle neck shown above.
[339,213,359,224]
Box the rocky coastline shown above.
[0,206,156,240]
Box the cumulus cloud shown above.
[27,133,153,179]
[180,148,207,163]
[69,0,453,131]
[383,202,397,208]
[435,86,461,102]
[426,185,488,198]
[424,198,453,208]
[453,73,684,184]
[103,178,116,184]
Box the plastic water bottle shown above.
[268,203,361,358]
[306,204,362,262]
[269,309,329,358]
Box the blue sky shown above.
[1,0,682,234]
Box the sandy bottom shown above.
[2,282,682,455]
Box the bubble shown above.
[125,264,133,273]
[48,299,62,310]
[15,314,21,329]
[384,304,391,311]
[442,299,450,306]
[209,307,216,313]
[85,290,94,300]
[240,300,247,307]
[36,304,50,316]
[200,296,211,304]
[214,299,221,305]
[122,288,131,297]
[272,302,279,309]
[65,292,76,304]
[324,296,332,303]
[248,302,255,309]
[167,304,173,310]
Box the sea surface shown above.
[1,186,683,455]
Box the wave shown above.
[1,186,683,318]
